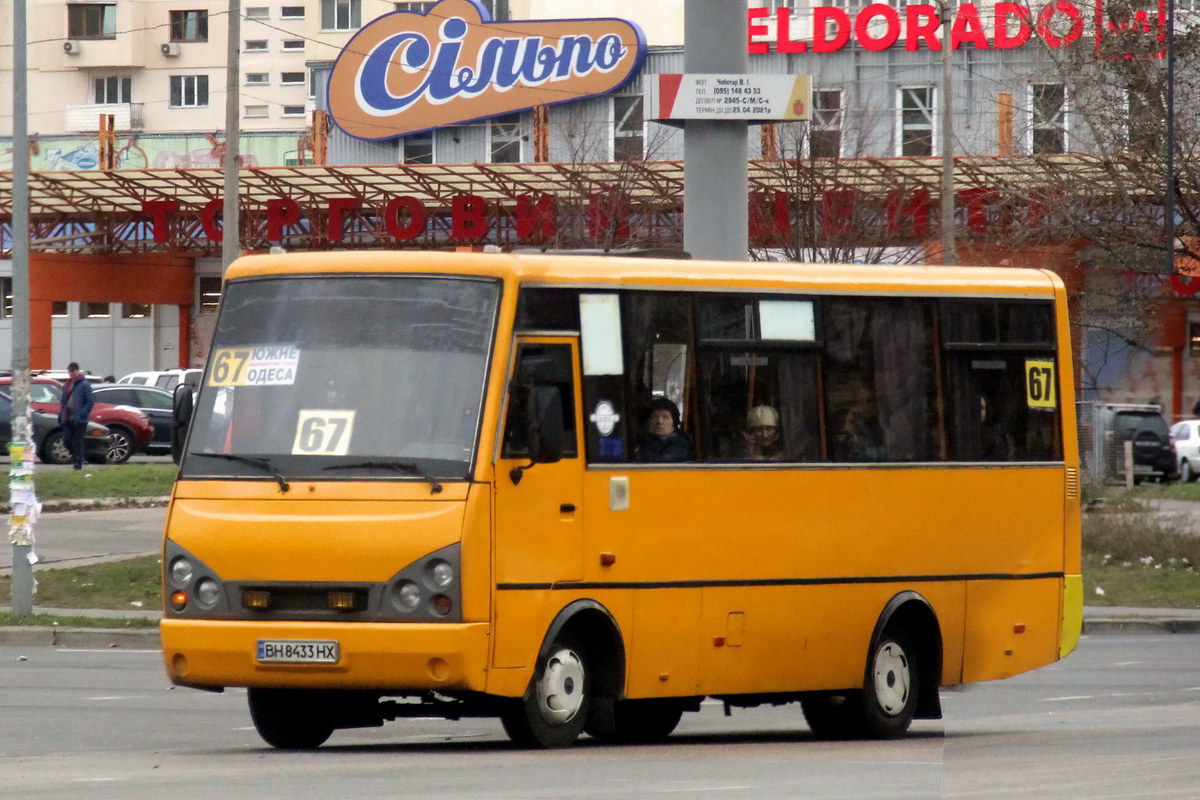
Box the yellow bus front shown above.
[160,266,504,694]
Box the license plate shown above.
[256,639,339,664]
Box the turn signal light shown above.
[243,590,271,610]
[328,591,357,611]
[170,591,187,611]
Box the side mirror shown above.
[171,384,194,465]
[510,385,565,484]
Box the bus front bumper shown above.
[161,619,490,692]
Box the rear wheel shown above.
[1185,460,1197,483]
[247,688,335,750]
[501,633,591,748]
[104,426,134,465]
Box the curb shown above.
[0,626,160,648]
[1083,619,1200,635]
[0,497,169,514]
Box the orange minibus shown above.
[161,250,1081,748]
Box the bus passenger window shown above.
[622,292,693,457]
[502,345,578,459]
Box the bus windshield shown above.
[181,275,500,482]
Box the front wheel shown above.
[104,427,135,465]
[247,688,335,750]
[1183,460,1196,483]
[501,633,591,748]
[861,624,918,739]
[41,431,72,465]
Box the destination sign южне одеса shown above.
[328,0,646,141]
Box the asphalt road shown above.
[0,506,165,575]
[0,635,1197,799]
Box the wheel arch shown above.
[537,599,626,701]
[869,591,943,720]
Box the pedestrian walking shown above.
[59,362,94,470]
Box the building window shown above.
[480,0,509,20]
[402,131,434,164]
[245,72,269,85]
[490,114,523,163]
[811,89,842,158]
[613,95,644,161]
[1189,322,1200,356]
[280,72,305,85]
[68,4,116,38]
[282,105,306,117]
[245,39,268,51]
[169,75,209,108]
[94,76,132,104]
[170,10,208,41]
[0,278,11,318]
[321,0,361,30]
[199,277,223,311]
[122,303,151,319]
[1030,83,1066,155]
[281,39,304,51]
[244,104,269,118]
[80,302,111,319]
[244,6,269,19]
[280,5,305,17]
[52,302,69,318]
[898,86,934,157]
[394,1,434,10]
[308,69,321,99]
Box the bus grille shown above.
[1065,468,1080,499]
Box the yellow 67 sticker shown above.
[1025,360,1057,409]
[292,410,356,456]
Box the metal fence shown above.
[1076,400,1106,490]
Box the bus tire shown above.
[501,632,591,749]
[247,688,335,750]
[587,699,684,743]
[861,623,918,739]
[800,693,868,740]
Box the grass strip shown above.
[22,464,177,500]
[0,555,161,609]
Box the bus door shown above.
[494,337,585,589]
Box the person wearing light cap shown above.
[744,404,784,461]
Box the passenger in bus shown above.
[980,395,1014,461]
[636,397,693,463]
[744,405,784,461]
[837,390,886,462]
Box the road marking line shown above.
[1044,695,1093,702]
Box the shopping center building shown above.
[1,0,1198,417]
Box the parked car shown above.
[0,391,110,464]
[0,377,155,464]
[1097,403,1178,484]
[117,368,201,393]
[1169,419,1200,482]
[90,384,173,454]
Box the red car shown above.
[0,377,155,464]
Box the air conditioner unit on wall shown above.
[161,42,181,57]
[63,39,82,55]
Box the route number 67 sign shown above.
[1025,360,1057,409]
[292,410,356,456]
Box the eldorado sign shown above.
[328,0,646,141]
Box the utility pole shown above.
[222,0,241,273]
[1165,0,1176,278]
[939,0,956,266]
[10,0,34,619]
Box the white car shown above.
[1169,420,1200,482]
[118,368,202,392]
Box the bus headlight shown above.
[194,578,221,608]
[429,560,454,588]
[170,557,194,588]
[392,580,421,613]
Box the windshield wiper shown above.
[323,461,443,494]
[193,453,290,493]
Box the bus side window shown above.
[502,344,578,459]
[823,298,939,463]
[621,292,693,457]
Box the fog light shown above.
[328,591,357,611]
[170,590,187,611]
[242,590,271,610]
[430,594,453,616]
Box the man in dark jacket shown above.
[59,362,95,470]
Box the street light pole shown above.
[222,0,241,274]
[940,0,956,266]
[1165,0,1176,277]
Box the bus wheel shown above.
[587,699,684,743]
[501,633,591,748]
[861,624,918,739]
[800,693,867,740]
[247,688,335,749]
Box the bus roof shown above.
[225,251,1061,298]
